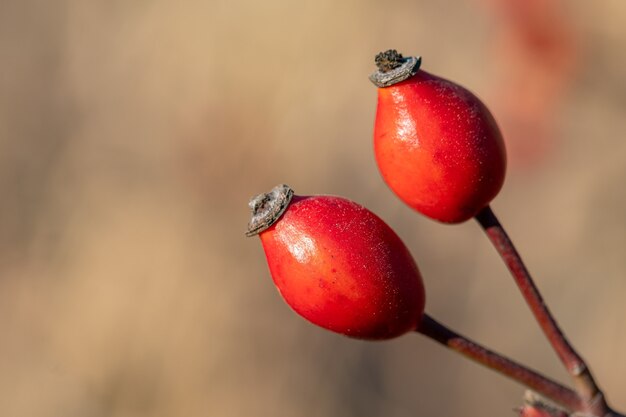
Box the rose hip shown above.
[246,184,425,340]
[370,50,507,223]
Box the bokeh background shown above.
[1,1,625,416]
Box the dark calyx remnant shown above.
[246,184,294,237]
[369,49,421,88]
[375,49,405,73]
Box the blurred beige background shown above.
[1,1,625,416]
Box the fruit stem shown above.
[416,313,582,412]
[474,205,610,414]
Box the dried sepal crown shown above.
[369,49,422,88]
[246,184,294,237]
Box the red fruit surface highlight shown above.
[371,51,507,223]
[247,184,425,340]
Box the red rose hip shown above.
[370,50,507,223]
[246,184,425,340]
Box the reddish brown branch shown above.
[416,314,582,411]
[474,205,608,414]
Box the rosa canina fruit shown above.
[246,184,425,340]
[370,50,507,223]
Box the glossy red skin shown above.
[374,70,507,223]
[259,195,425,340]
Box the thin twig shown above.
[416,314,582,411]
[474,206,605,410]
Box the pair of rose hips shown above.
[247,50,507,340]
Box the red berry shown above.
[518,392,569,417]
[370,50,507,223]
[518,406,568,417]
[246,184,425,340]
